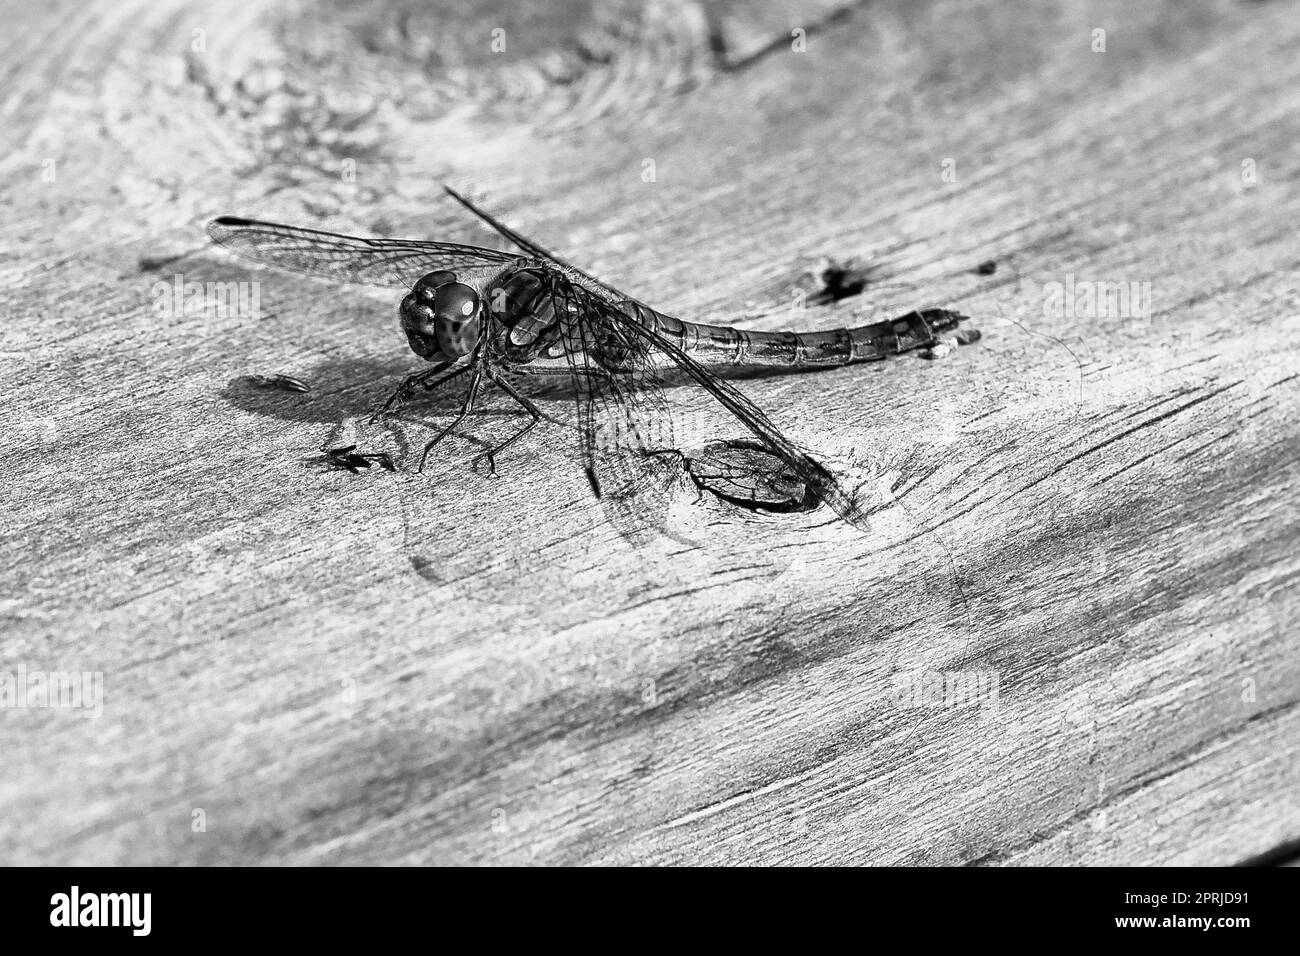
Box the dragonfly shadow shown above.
[221,346,893,426]
[221,356,467,424]
[222,354,571,429]
[222,357,400,424]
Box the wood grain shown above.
[1,0,1297,865]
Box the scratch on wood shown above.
[1020,383,1240,493]
[652,763,827,833]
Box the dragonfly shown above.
[207,187,971,536]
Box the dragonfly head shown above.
[400,271,483,360]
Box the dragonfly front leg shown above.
[471,371,543,478]
[417,367,485,472]
[371,361,467,423]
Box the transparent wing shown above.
[684,440,818,513]
[547,276,870,537]
[206,216,519,288]
[545,277,681,542]
[444,186,652,307]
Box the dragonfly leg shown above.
[472,371,543,478]
[417,367,485,472]
[371,361,463,423]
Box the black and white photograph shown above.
[1,0,1296,899]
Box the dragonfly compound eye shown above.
[412,270,457,301]
[400,271,465,360]
[398,292,442,359]
[433,282,481,357]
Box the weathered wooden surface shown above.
[1,0,1297,865]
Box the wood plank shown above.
[1,0,1297,865]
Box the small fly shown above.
[321,444,396,474]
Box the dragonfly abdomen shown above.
[640,307,968,368]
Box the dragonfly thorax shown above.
[399,270,483,361]
[485,266,568,365]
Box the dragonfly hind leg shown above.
[471,371,543,478]
[417,368,485,472]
